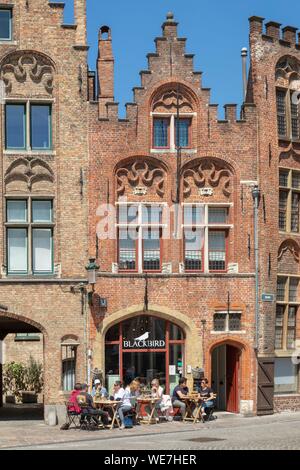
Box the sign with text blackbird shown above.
[122,316,166,350]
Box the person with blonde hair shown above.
[118,380,138,429]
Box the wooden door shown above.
[226,345,239,413]
[257,358,274,415]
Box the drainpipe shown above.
[252,185,260,351]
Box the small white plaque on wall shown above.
[133,186,147,196]
[227,263,239,274]
[179,262,185,274]
[199,188,213,196]
[162,262,172,274]
[112,263,119,274]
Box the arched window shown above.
[276,56,300,140]
[105,315,185,394]
[151,85,195,150]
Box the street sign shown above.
[262,293,275,302]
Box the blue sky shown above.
[62,0,300,117]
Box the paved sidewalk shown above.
[1,411,300,450]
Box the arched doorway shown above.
[105,314,185,394]
[0,312,45,420]
[211,343,241,413]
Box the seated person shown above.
[198,378,215,417]
[110,381,125,401]
[77,383,110,426]
[118,380,139,430]
[146,379,173,421]
[172,377,189,419]
[68,383,82,414]
[91,379,108,398]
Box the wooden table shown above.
[136,397,161,425]
[182,395,204,424]
[93,399,121,429]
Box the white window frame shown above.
[182,203,233,273]
[116,202,167,273]
[5,197,54,275]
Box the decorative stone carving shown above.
[183,160,232,198]
[162,262,172,274]
[199,188,213,197]
[275,56,300,89]
[278,240,300,263]
[133,186,147,196]
[5,156,54,191]
[1,51,54,94]
[116,160,165,197]
[112,263,119,274]
[279,144,300,163]
[153,89,193,113]
[227,263,239,274]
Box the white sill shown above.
[150,148,197,154]
[0,40,18,45]
[4,150,56,156]
[210,330,246,335]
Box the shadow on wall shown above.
[0,403,44,421]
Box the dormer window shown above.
[0,8,12,41]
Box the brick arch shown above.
[0,48,56,71]
[278,239,300,274]
[115,155,169,199]
[93,303,202,389]
[0,310,47,337]
[205,337,253,402]
[61,334,79,344]
[181,156,236,201]
[275,54,300,89]
[149,80,199,111]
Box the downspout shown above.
[252,185,260,351]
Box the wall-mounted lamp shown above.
[85,258,99,286]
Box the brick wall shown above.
[0,0,89,419]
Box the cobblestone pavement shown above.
[1,411,300,450]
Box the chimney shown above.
[241,47,248,102]
[97,26,114,117]
[74,0,87,45]
[162,12,178,39]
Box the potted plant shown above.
[3,362,26,404]
[22,356,43,403]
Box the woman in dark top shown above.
[198,378,214,416]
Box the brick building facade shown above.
[1,2,300,422]
[0,0,90,422]
[88,14,300,415]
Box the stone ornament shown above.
[152,89,193,113]
[116,160,165,197]
[278,240,300,263]
[5,156,54,191]
[183,160,232,198]
[1,51,54,94]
